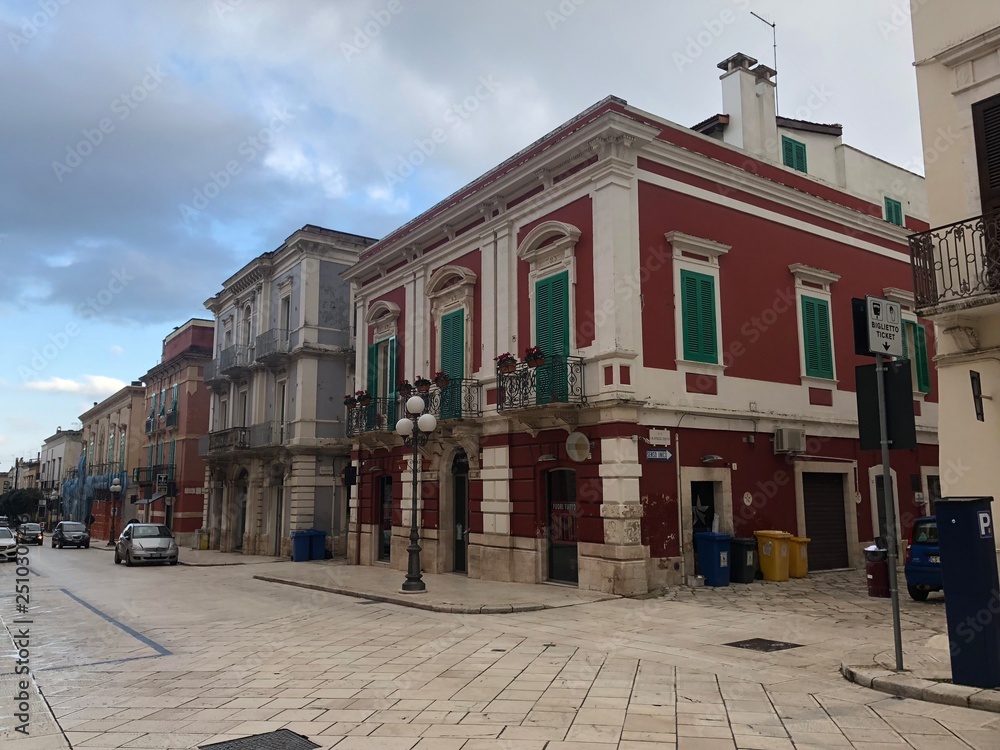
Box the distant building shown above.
[39,428,84,525]
[202,225,376,556]
[135,319,214,546]
[908,3,1000,552]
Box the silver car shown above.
[0,528,17,562]
[114,523,179,566]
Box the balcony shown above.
[250,421,287,448]
[346,397,397,437]
[219,344,252,376]
[910,211,1000,311]
[204,358,227,389]
[133,464,175,485]
[420,379,483,420]
[145,416,155,434]
[166,409,179,429]
[206,427,251,454]
[497,356,586,411]
[255,328,290,365]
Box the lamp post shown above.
[395,395,437,593]
[48,490,58,529]
[107,477,122,546]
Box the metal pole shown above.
[876,353,904,671]
[402,422,425,592]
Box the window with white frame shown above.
[790,264,840,383]
[667,232,730,369]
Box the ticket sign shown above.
[866,296,903,357]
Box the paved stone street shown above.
[2,546,1000,749]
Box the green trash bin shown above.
[730,538,758,583]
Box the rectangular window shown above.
[119,432,126,465]
[884,197,904,227]
[801,295,834,379]
[782,135,808,173]
[366,336,397,426]
[149,393,157,418]
[680,269,718,364]
[901,320,931,394]
[147,443,154,468]
[535,271,570,356]
[279,296,291,337]
[170,384,178,412]
[169,439,175,467]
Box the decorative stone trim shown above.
[666,231,731,266]
[365,300,400,340]
[789,263,841,292]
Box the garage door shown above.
[802,473,850,570]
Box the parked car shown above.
[15,523,43,545]
[0,515,9,528]
[904,516,942,601]
[51,521,90,549]
[0,528,17,562]
[115,523,178,566]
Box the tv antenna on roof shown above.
[751,11,778,114]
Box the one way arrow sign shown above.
[866,296,903,358]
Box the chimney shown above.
[717,53,778,161]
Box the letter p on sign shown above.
[979,510,993,539]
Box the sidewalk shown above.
[252,559,619,614]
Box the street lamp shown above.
[107,477,122,546]
[395,395,437,593]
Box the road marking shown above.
[59,588,171,656]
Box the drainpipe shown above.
[675,429,685,584]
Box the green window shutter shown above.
[150,393,157,418]
[914,324,931,393]
[884,197,903,226]
[366,343,378,394]
[159,389,166,416]
[171,384,179,411]
[440,310,465,378]
[901,320,910,360]
[802,296,834,379]
[120,433,126,464]
[148,444,153,468]
[169,440,175,466]
[386,336,397,422]
[535,271,570,356]
[782,136,807,173]
[680,270,718,364]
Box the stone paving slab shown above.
[252,560,619,613]
[89,545,287,566]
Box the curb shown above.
[841,664,1000,713]
[252,574,611,614]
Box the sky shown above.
[0,0,923,464]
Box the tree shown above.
[0,488,44,524]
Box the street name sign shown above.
[866,295,903,357]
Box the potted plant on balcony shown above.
[414,375,432,394]
[344,394,357,408]
[495,352,517,374]
[355,389,371,407]
[398,379,413,397]
[524,346,545,368]
[433,370,450,388]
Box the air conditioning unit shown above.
[773,428,806,454]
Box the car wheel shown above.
[908,585,930,602]
[125,551,134,567]
[51,539,56,548]
[58,542,63,549]
[84,543,89,549]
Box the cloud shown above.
[109,344,125,356]
[23,375,126,397]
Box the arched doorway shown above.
[546,468,578,584]
[452,450,470,573]
[375,473,393,562]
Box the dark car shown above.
[52,521,90,549]
[16,523,43,545]
[115,523,178,566]
[904,516,942,601]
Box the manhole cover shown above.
[200,729,320,749]
[724,638,803,653]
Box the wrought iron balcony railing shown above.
[415,379,483,420]
[219,345,252,375]
[133,464,175,484]
[346,397,397,437]
[255,328,290,364]
[497,355,586,411]
[250,421,287,448]
[203,358,225,385]
[206,427,251,453]
[165,409,179,428]
[910,211,1000,310]
[145,417,155,434]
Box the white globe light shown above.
[417,413,437,434]
[110,478,122,492]
[406,395,425,415]
[395,418,413,437]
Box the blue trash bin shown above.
[291,530,310,562]
[309,530,327,561]
[694,531,733,587]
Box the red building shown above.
[343,53,939,594]
[135,319,214,545]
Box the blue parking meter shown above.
[936,497,1000,689]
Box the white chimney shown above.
[718,53,778,162]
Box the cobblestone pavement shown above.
[2,546,999,750]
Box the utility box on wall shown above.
[936,496,1000,689]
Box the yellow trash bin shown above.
[788,536,810,578]
[754,530,792,582]
[196,529,209,550]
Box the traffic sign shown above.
[866,296,903,357]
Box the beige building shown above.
[909,2,1000,550]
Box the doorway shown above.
[376,475,393,562]
[234,470,248,550]
[453,450,469,573]
[691,481,716,533]
[273,485,284,557]
[546,468,578,584]
[804,472,850,569]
